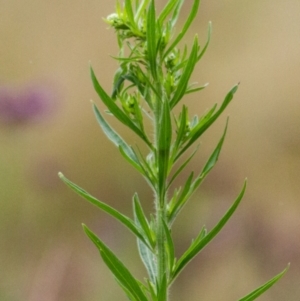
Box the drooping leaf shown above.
[238,265,289,301]
[83,225,148,301]
[172,180,247,281]
[59,173,149,247]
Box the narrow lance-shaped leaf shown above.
[157,99,172,199]
[133,193,155,247]
[164,0,201,58]
[135,0,150,22]
[171,180,247,281]
[177,84,239,158]
[201,118,228,175]
[168,145,199,189]
[157,273,167,301]
[59,173,149,247]
[90,66,151,147]
[238,264,289,301]
[157,0,178,25]
[83,225,148,301]
[125,0,136,30]
[169,121,228,222]
[170,0,184,28]
[162,219,175,276]
[147,0,157,79]
[167,171,194,223]
[197,21,212,62]
[137,237,157,285]
[93,103,141,167]
[170,36,199,109]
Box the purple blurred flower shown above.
[0,83,56,125]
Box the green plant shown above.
[59,0,288,300]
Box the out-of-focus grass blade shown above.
[83,225,148,301]
[172,181,247,281]
[59,173,149,247]
[238,265,289,301]
[164,0,201,58]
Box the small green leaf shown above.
[158,0,178,25]
[157,273,167,301]
[125,0,136,29]
[238,265,289,301]
[168,145,199,189]
[172,105,188,155]
[170,36,199,108]
[197,21,212,62]
[168,171,194,223]
[147,0,157,79]
[93,103,140,166]
[185,82,209,95]
[135,0,150,22]
[201,118,228,175]
[170,0,184,28]
[83,225,148,301]
[147,280,158,301]
[90,66,151,147]
[172,180,247,281]
[133,193,155,247]
[162,220,175,276]
[158,99,172,195]
[164,0,201,58]
[59,173,149,247]
[178,84,239,157]
[137,238,157,285]
[119,145,144,175]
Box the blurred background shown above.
[0,0,300,300]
